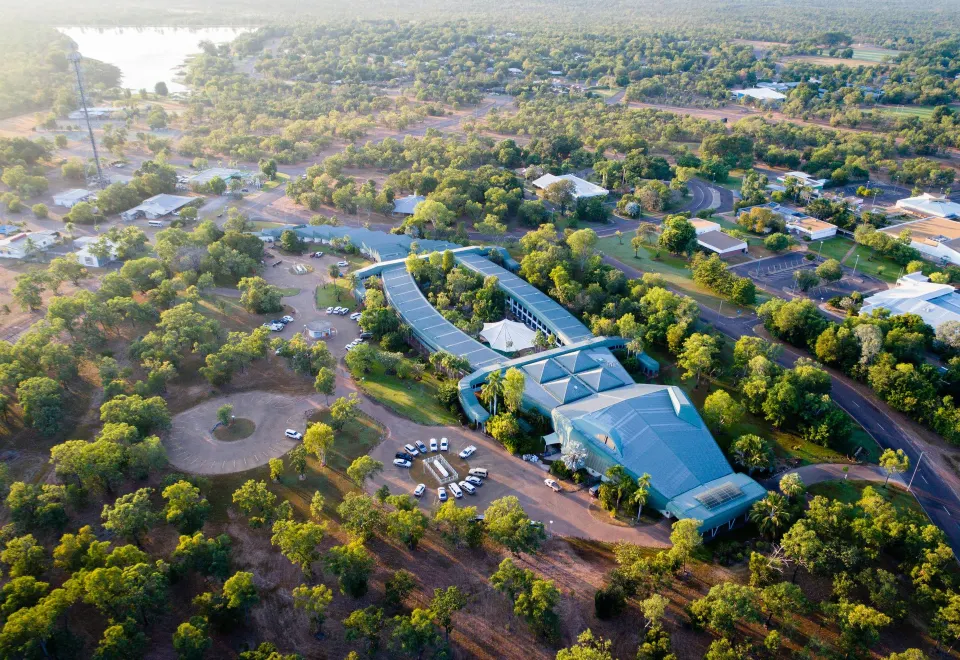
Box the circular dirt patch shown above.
[213,418,255,442]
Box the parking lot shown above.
[365,419,671,546]
[729,253,886,302]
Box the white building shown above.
[895,193,960,220]
[880,216,960,266]
[861,273,960,330]
[785,216,837,240]
[0,231,58,260]
[53,189,94,209]
[73,236,116,268]
[67,107,116,120]
[697,230,748,255]
[185,168,247,187]
[777,171,828,190]
[391,195,426,216]
[731,87,786,104]
[691,219,721,235]
[532,174,608,199]
[120,194,194,221]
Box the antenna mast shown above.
[67,51,105,190]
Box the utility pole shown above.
[851,254,860,277]
[908,451,925,491]
[68,51,105,190]
[817,241,824,259]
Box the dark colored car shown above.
[396,451,415,462]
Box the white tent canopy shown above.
[480,320,537,353]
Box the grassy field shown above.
[814,236,856,262]
[875,105,937,119]
[808,480,924,517]
[315,282,355,309]
[596,236,759,314]
[252,220,288,230]
[852,47,903,62]
[213,418,256,441]
[843,244,902,282]
[278,287,301,297]
[262,171,290,191]
[356,362,458,426]
[207,409,383,522]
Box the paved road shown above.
[605,255,960,556]
[679,177,734,215]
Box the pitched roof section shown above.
[577,367,626,392]
[554,350,597,374]
[523,358,567,384]
[542,376,592,404]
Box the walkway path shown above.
[762,463,904,490]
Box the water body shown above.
[57,27,251,93]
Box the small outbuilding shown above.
[532,174,608,199]
[391,195,426,216]
[697,230,748,255]
[304,322,336,339]
[120,194,194,221]
[53,189,94,209]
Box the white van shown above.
[147,220,165,227]
[468,468,488,478]
[448,482,463,499]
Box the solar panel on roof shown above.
[694,482,743,510]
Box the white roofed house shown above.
[53,189,95,209]
[731,87,787,105]
[73,236,116,268]
[120,194,194,221]
[532,174,608,199]
[895,193,960,219]
[777,171,828,191]
[0,231,58,260]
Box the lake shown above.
[57,27,251,93]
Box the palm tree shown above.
[633,473,652,521]
[328,263,341,302]
[480,370,504,416]
[749,492,790,540]
[627,337,644,357]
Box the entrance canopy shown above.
[480,320,537,353]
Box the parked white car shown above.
[440,437,448,451]
[404,443,419,456]
[414,483,426,498]
[350,312,362,321]
[448,482,463,499]
[468,468,488,478]
[393,458,412,468]
[281,315,295,323]
[429,438,438,452]
[415,440,428,453]
[269,323,284,332]
[337,260,349,267]
[326,307,334,314]
[458,480,476,495]
[544,478,561,492]
[438,487,448,502]
[459,445,477,459]
[284,429,302,440]
[465,476,483,487]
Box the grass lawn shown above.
[213,418,255,441]
[206,410,384,523]
[808,480,924,517]
[356,363,458,426]
[252,220,288,230]
[315,282,355,309]
[842,244,902,282]
[262,172,290,191]
[277,287,301,297]
[875,105,935,119]
[195,294,264,331]
[596,236,760,315]
[715,172,744,192]
[814,236,856,262]
[852,47,902,62]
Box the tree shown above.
[669,518,702,572]
[658,214,696,255]
[100,394,171,436]
[690,582,761,635]
[259,158,278,180]
[271,519,326,577]
[485,496,545,554]
[217,404,233,426]
[12,272,46,311]
[330,393,360,430]
[878,448,910,486]
[702,390,744,433]
[94,620,147,660]
[794,269,819,292]
[162,481,210,534]
[238,277,282,314]
[325,540,375,597]
[154,81,169,96]
[0,576,49,618]
[677,333,719,385]
[337,493,384,541]
[434,501,483,548]
[764,233,789,252]
[293,584,333,638]
[221,571,259,615]
[343,606,384,654]
[314,367,336,404]
[16,377,62,436]
[640,594,669,629]
[731,435,773,474]
[288,444,307,481]
[347,456,384,489]
[231,480,276,528]
[387,508,429,550]
[1,535,47,578]
[633,473,652,521]
[304,422,335,467]
[750,492,791,539]
[779,472,805,500]
[102,488,156,547]
[269,457,284,482]
[480,370,504,416]
[390,608,440,658]
[172,617,211,660]
[816,258,843,281]
[567,228,598,271]
[385,569,417,608]
[502,367,526,412]
[430,586,466,640]
[543,179,576,214]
